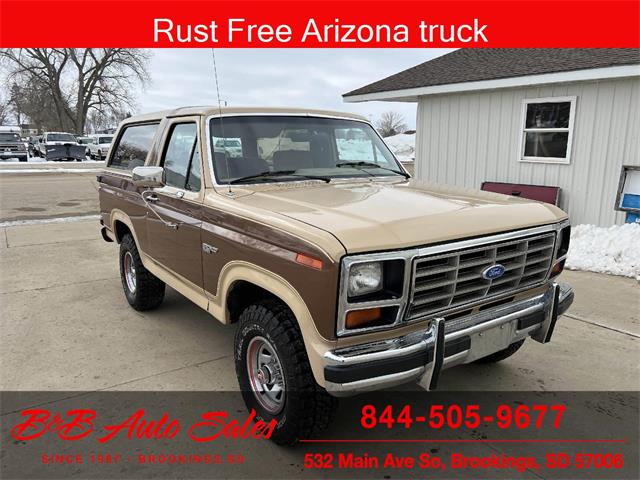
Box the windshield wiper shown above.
[336,161,410,179]
[229,170,331,185]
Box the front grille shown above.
[407,232,555,320]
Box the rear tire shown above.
[234,299,336,445]
[119,233,165,311]
[473,339,525,364]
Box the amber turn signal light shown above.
[345,308,382,329]
[295,253,323,270]
[550,259,565,278]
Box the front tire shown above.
[473,339,525,363]
[119,234,165,311]
[234,299,336,445]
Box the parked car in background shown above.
[87,134,113,160]
[33,132,85,161]
[0,130,28,162]
[27,136,39,155]
[77,136,93,156]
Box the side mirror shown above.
[132,166,165,188]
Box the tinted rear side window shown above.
[110,123,159,170]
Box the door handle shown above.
[147,194,159,202]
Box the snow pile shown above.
[384,133,415,162]
[566,223,640,279]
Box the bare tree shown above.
[376,111,408,137]
[0,49,150,134]
[86,107,131,133]
[8,79,60,131]
[0,89,9,124]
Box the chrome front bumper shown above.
[324,282,573,396]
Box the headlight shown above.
[556,224,571,259]
[348,262,383,297]
[550,223,571,278]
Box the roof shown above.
[344,49,640,101]
[125,106,368,123]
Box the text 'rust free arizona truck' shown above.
[98,107,574,444]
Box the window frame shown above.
[159,121,203,193]
[518,96,577,165]
[107,121,161,172]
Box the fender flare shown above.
[211,261,335,386]
[109,210,143,247]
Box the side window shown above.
[110,123,159,170]
[162,123,201,191]
[520,97,576,164]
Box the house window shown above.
[519,96,576,164]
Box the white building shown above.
[344,49,640,226]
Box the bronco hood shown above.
[234,180,568,254]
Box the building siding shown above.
[414,77,640,226]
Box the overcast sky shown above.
[138,49,453,128]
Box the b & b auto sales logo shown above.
[10,407,274,449]
[11,408,275,443]
[6,407,274,466]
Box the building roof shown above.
[344,49,640,101]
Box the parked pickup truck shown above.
[0,130,28,162]
[33,132,85,161]
[98,107,574,445]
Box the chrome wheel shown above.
[123,251,136,293]
[246,336,285,414]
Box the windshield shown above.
[99,136,113,144]
[209,116,403,184]
[0,133,20,142]
[47,133,76,142]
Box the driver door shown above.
[145,119,205,292]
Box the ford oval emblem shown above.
[482,264,506,280]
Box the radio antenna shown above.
[211,48,233,195]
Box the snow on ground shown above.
[384,133,415,162]
[0,214,101,228]
[0,154,102,164]
[566,223,640,280]
[0,153,105,173]
[0,168,104,174]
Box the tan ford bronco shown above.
[98,107,574,444]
